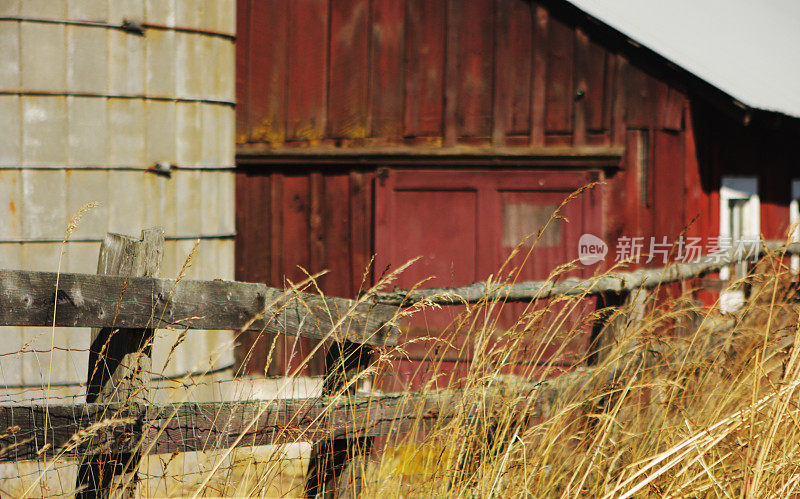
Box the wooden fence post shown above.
[304,341,374,498]
[587,290,631,366]
[76,228,164,498]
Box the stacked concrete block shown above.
[0,0,236,403]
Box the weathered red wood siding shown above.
[235,0,800,375]
[234,0,694,375]
[234,169,374,375]
[236,0,695,248]
[236,0,689,149]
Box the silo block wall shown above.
[0,0,236,400]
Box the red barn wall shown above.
[689,101,795,241]
[234,168,374,375]
[234,0,798,375]
[236,0,693,238]
[236,0,686,149]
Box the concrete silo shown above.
[0,0,236,396]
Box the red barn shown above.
[234,0,800,377]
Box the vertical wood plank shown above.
[269,172,283,288]
[234,0,250,144]
[602,130,639,267]
[403,0,446,138]
[530,4,548,145]
[328,0,370,139]
[637,129,655,238]
[443,0,460,146]
[611,54,627,146]
[371,168,392,294]
[322,173,351,298]
[495,0,532,140]
[492,0,506,146]
[287,0,329,142]
[600,46,615,141]
[573,29,588,146]
[584,40,607,132]
[309,171,325,277]
[234,170,251,283]
[245,0,288,145]
[369,0,406,139]
[476,178,499,280]
[281,174,311,375]
[661,86,685,131]
[653,130,686,239]
[235,171,271,284]
[545,16,574,134]
[627,130,644,237]
[350,170,373,296]
[455,0,494,139]
[684,101,708,240]
[574,29,607,144]
[234,170,273,375]
[308,171,326,375]
[253,172,272,375]
[76,228,164,498]
[267,171,285,376]
[281,175,311,284]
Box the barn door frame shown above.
[374,168,604,286]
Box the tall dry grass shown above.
[168,238,800,497]
[355,245,800,498]
[6,210,800,497]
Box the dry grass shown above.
[354,246,800,498]
[5,206,800,497]
[146,240,800,498]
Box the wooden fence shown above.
[0,229,795,497]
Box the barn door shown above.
[374,169,601,390]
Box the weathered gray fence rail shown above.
[0,393,444,462]
[375,240,800,305]
[0,269,399,346]
[0,371,594,463]
[0,313,739,463]
[0,227,401,498]
[0,231,796,497]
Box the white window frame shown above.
[719,176,759,282]
[790,179,800,272]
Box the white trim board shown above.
[790,179,800,272]
[719,176,759,283]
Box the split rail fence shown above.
[0,228,795,497]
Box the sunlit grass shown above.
[3,206,800,497]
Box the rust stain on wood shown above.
[236,0,694,150]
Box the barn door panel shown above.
[374,171,484,390]
[374,169,601,391]
[375,171,492,334]
[493,176,598,372]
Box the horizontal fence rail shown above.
[0,393,445,461]
[0,230,796,496]
[0,385,557,462]
[0,269,399,347]
[0,314,742,464]
[374,240,800,305]
[0,314,739,464]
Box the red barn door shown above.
[374,169,601,390]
